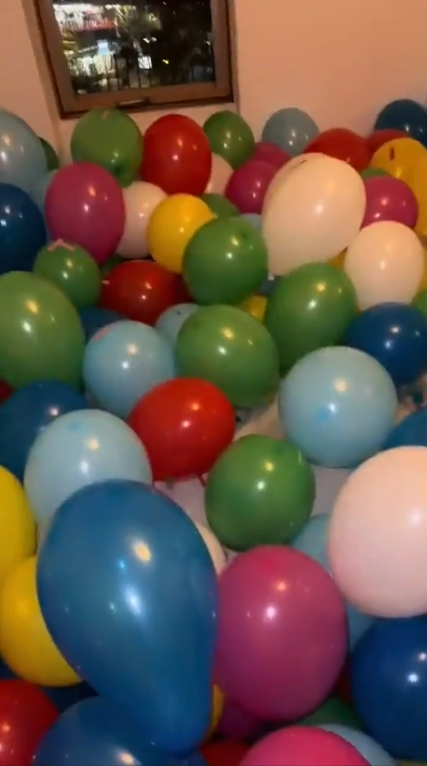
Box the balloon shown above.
[369,137,426,183]
[100,259,191,324]
[206,435,314,549]
[360,167,389,179]
[201,740,249,766]
[24,409,152,528]
[362,175,418,227]
[128,378,235,480]
[176,305,280,408]
[240,212,262,229]
[263,156,366,275]
[0,184,46,273]
[79,306,122,341]
[156,477,206,526]
[195,524,227,576]
[204,154,233,194]
[71,109,142,187]
[263,153,326,210]
[344,303,427,388]
[141,114,211,195]
[83,320,175,418]
[156,303,200,345]
[100,253,122,279]
[280,347,397,467]
[0,111,47,192]
[0,468,35,588]
[0,680,58,766]
[200,193,238,218]
[118,181,166,258]
[225,160,276,214]
[45,163,125,264]
[383,407,427,449]
[305,128,370,171]
[43,682,96,714]
[241,727,368,766]
[240,294,267,321]
[206,686,224,739]
[214,547,347,721]
[40,137,59,172]
[374,99,427,147]
[404,152,427,240]
[34,240,101,310]
[0,271,85,389]
[0,380,13,406]
[37,480,218,753]
[261,108,319,156]
[302,698,361,729]
[204,111,255,169]
[252,141,290,169]
[147,194,215,273]
[183,217,268,305]
[344,222,424,308]
[329,446,427,616]
[365,128,407,155]
[320,725,395,766]
[30,169,57,213]
[33,697,171,766]
[311,465,351,516]
[218,699,265,741]
[264,263,357,373]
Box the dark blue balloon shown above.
[383,406,427,449]
[79,307,123,342]
[344,303,427,388]
[0,381,88,481]
[374,98,427,147]
[0,183,46,273]
[351,617,427,761]
[43,682,97,714]
[37,480,218,755]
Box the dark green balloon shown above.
[264,263,357,373]
[34,241,101,310]
[71,108,142,187]
[300,697,362,730]
[360,167,389,179]
[203,111,255,169]
[40,137,59,171]
[412,289,427,319]
[201,193,238,218]
[176,305,280,408]
[206,435,315,550]
[0,272,85,389]
[100,254,123,278]
[183,217,268,305]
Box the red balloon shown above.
[0,680,58,766]
[140,114,212,195]
[0,379,13,405]
[304,128,370,171]
[252,142,291,170]
[225,160,277,214]
[45,163,125,264]
[240,727,368,766]
[201,740,249,766]
[100,260,191,325]
[365,128,407,156]
[128,377,235,481]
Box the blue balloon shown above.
[156,303,200,346]
[79,307,123,342]
[279,347,398,467]
[0,381,88,481]
[383,407,427,449]
[0,111,47,192]
[24,409,152,528]
[291,516,373,649]
[29,170,57,213]
[320,725,395,766]
[37,480,218,754]
[374,99,427,147]
[240,213,262,230]
[345,303,427,388]
[83,320,175,419]
[33,697,173,766]
[0,184,46,273]
[43,682,96,714]
[261,108,319,156]
[351,617,427,761]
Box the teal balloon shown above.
[320,725,395,766]
[156,303,200,345]
[0,111,47,192]
[30,170,57,213]
[262,108,319,156]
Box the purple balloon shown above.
[252,141,291,170]
[225,160,277,214]
[362,176,418,228]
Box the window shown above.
[35,0,232,117]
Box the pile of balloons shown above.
[2,95,427,765]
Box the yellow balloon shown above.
[417,249,427,291]
[240,294,267,321]
[0,556,80,686]
[370,137,426,184]
[405,155,427,240]
[0,468,36,587]
[147,194,215,273]
[205,685,224,740]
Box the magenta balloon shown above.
[219,698,266,741]
[362,175,418,228]
[225,159,277,214]
[214,547,347,721]
[45,162,125,264]
[241,727,369,766]
[252,141,291,170]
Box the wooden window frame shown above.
[34,0,233,118]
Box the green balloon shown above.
[300,697,362,730]
[206,435,315,550]
[0,272,85,389]
[176,305,280,408]
[71,108,142,187]
[40,137,59,171]
[412,289,427,318]
[201,193,239,218]
[264,263,357,373]
[33,241,101,310]
[203,111,255,169]
[183,217,268,305]
[100,254,123,278]
[360,167,389,179]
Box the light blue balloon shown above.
[29,169,57,213]
[261,108,319,156]
[24,408,152,528]
[83,320,175,418]
[291,516,373,649]
[279,347,398,467]
[240,213,262,230]
[0,111,47,192]
[156,303,200,346]
[320,725,396,766]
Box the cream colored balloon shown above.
[204,154,233,194]
[195,522,228,574]
[262,156,366,275]
[118,181,166,258]
[262,152,325,212]
[344,221,424,309]
[329,446,427,617]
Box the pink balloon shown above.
[45,162,125,264]
[241,727,369,766]
[362,176,418,228]
[225,160,277,214]
[214,547,347,721]
[219,698,266,741]
[252,141,291,170]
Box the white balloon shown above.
[156,478,207,525]
[204,154,233,194]
[118,181,166,258]
[311,466,351,516]
[262,156,366,275]
[195,522,228,574]
[262,152,325,212]
[344,221,424,309]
